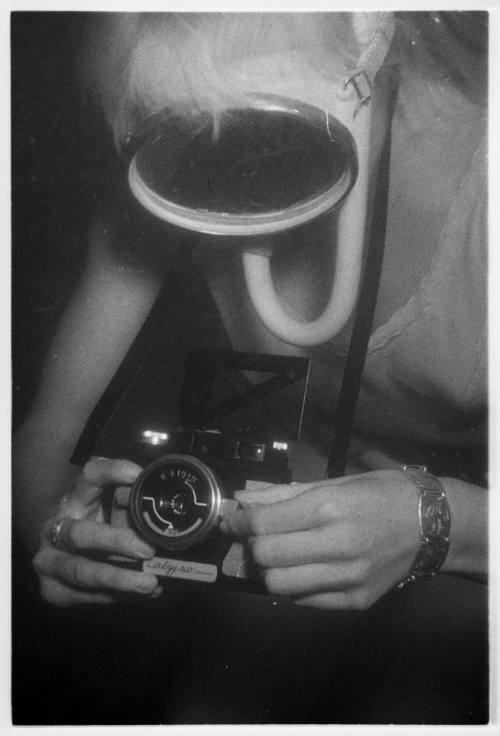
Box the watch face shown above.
[130,455,222,550]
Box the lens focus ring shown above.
[129,454,222,551]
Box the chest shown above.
[196,69,485,383]
[373,68,484,329]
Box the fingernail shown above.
[133,542,155,559]
[233,490,248,500]
[150,585,162,599]
[232,491,255,505]
[219,520,231,534]
[136,577,156,593]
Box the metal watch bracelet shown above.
[398,464,451,589]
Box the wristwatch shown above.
[398,464,451,588]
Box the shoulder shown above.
[87,183,198,283]
[24,191,191,436]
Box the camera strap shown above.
[326,66,399,478]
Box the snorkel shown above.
[125,12,395,347]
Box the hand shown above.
[33,456,161,607]
[221,470,421,610]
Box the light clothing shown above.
[197,100,487,474]
[316,133,487,449]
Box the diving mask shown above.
[124,12,395,347]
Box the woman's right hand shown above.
[32,456,161,607]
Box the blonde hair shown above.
[80,11,487,152]
[80,12,360,148]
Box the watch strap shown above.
[398,464,451,588]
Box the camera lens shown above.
[169,493,188,515]
[129,455,222,550]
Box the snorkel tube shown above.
[241,13,395,346]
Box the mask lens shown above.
[128,97,358,235]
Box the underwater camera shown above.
[78,348,310,593]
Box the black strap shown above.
[327,68,400,478]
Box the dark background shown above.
[12,11,114,428]
[11,11,126,724]
[11,12,489,726]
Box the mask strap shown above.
[341,12,395,116]
[354,12,396,80]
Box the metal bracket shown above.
[343,70,373,116]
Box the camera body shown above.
[74,347,310,593]
[122,425,292,591]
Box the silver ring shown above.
[50,517,73,552]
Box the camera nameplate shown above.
[143,556,218,583]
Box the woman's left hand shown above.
[221,470,421,610]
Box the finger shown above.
[51,554,159,596]
[292,591,363,611]
[39,576,118,606]
[39,576,162,607]
[111,486,133,531]
[223,491,321,536]
[262,561,359,597]
[249,527,351,568]
[52,519,156,559]
[233,482,315,506]
[217,498,239,534]
[71,457,143,506]
[113,485,132,509]
[84,456,143,486]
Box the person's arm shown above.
[13,208,175,604]
[221,470,487,610]
[439,476,487,582]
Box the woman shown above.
[13,11,488,723]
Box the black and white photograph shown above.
[11,7,491,727]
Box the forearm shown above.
[13,215,168,555]
[13,418,81,555]
[439,477,487,582]
[350,441,488,582]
